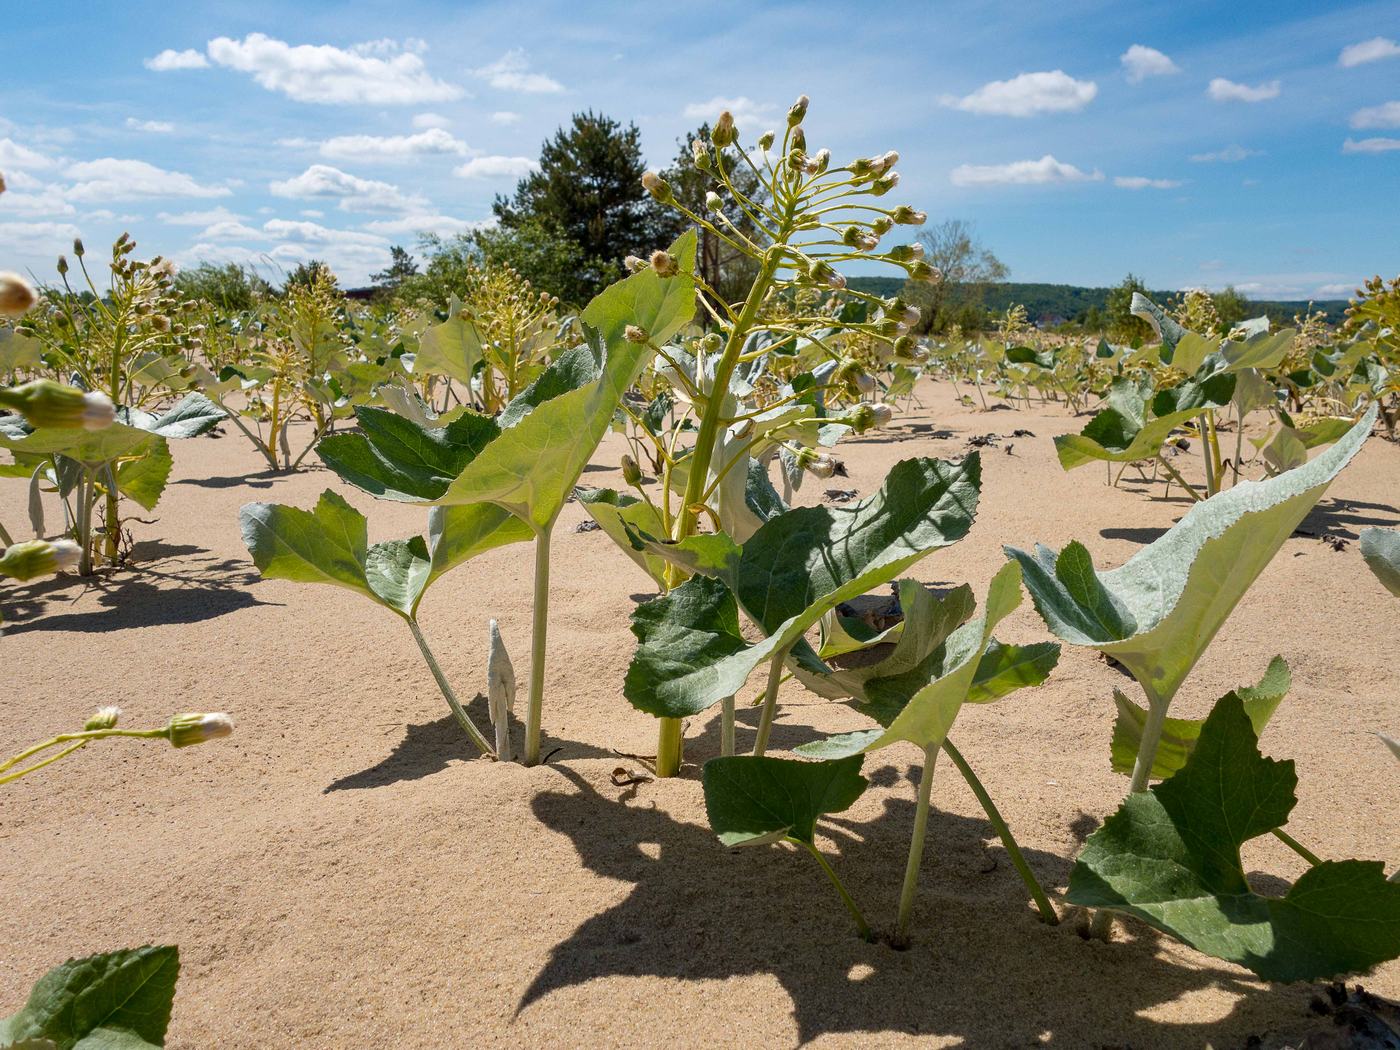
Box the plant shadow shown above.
[2,548,271,634]
[1299,496,1400,539]
[520,764,1310,1047]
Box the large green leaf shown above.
[0,945,178,1050]
[575,487,669,586]
[702,753,867,847]
[1360,527,1400,598]
[432,230,697,528]
[622,454,982,718]
[1054,377,1205,471]
[239,490,527,619]
[1110,656,1290,779]
[1010,408,1374,704]
[317,407,500,502]
[115,435,172,511]
[0,421,155,468]
[137,393,225,439]
[1069,695,1400,981]
[414,307,483,386]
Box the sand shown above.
[2,378,1397,1049]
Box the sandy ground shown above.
[2,377,1397,1049]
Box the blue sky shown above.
[1,0,1396,297]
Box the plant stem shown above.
[655,718,683,777]
[942,738,1058,925]
[720,695,736,757]
[751,647,790,757]
[523,522,553,766]
[1198,414,1218,497]
[1154,454,1202,503]
[1271,827,1324,867]
[405,618,493,756]
[895,744,939,944]
[76,470,94,575]
[0,727,169,785]
[798,838,873,942]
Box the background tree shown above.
[1105,272,1152,343]
[1211,285,1250,332]
[174,262,274,312]
[370,246,419,297]
[282,260,335,293]
[494,111,673,302]
[901,220,1007,334]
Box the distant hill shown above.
[846,277,1350,327]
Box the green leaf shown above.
[414,309,483,386]
[317,407,500,502]
[575,487,669,586]
[1110,656,1291,778]
[115,436,172,511]
[0,422,155,469]
[433,230,697,528]
[1054,377,1204,471]
[1010,408,1374,705]
[138,393,225,439]
[0,946,178,1050]
[1068,695,1400,981]
[623,455,982,718]
[1360,527,1400,598]
[1130,293,1187,355]
[240,490,528,619]
[702,753,867,847]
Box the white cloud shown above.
[940,71,1097,117]
[950,155,1102,186]
[261,218,386,248]
[412,112,451,129]
[125,117,174,133]
[301,209,324,218]
[1207,78,1280,103]
[206,33,463,105]
[269,164,426,212]
[362,213,493,237]
[1121,45,1180,83]
[453,155,537,179]
[157,206,245,225]
[1189,144,1261,163]
[472,49,563,94]
[490,111,521,125]
[317,128,468,161]
[0,138,57,170]
[197,220,264,240]
[0,185,76,217]
[1350,101,1400,129]
[1343,136,1400,153]
[64,158,230,201]
[682,96,777,129]
[145,48,208,71]
[0,220,83,252]
[1316,282,1357,296]
[1114,175,1183,189]
[1339,37,1400,68]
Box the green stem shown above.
[1154,454,1202,503]
[0,519,13,546]
[942,739,1058,925]
[751,647,790,757]
[0,727,168,785]
[1198,414,1217,497]
[76,470,95,576]
[523,522,553,766]
[797,838,873,942]
[720,695,736,757]
[895,744,939,944]
[656,718,683,778]
[1271,827,1324,867]
[405,618,494,757]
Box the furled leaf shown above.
[317,407,500,502]
[1069,695,1400,981]
[575,487,669,586]
[1360,527,1400,598]
[1110,656,1291,778]
[703,753,867,847]
[1010,409,1374,704]
[623,454,982,717]
[1130,292,1187,354]
[0,945,178,1049]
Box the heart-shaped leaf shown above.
[703,753,868,847]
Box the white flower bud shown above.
[705,191,723,212]
[650,250,678,278]
[0,379,114,430]
[51,539,81,572]
[797,447,837,478]
[901,305,921,327]
[85,706,121,731]
[0,272,37,317]
[641,171,673,204]
[788,95,810,127]
[758,130,775,151]
[624,325,649,343]
[712,111,737,148]
[167,712,234,748]
[624,255,646,273]
[890,206,926,225]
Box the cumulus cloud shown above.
[269,164,426,212]
[157,206,246,225]
[206,33,463,105]
[1189,144,1261,163]
[362,213,493,237]
[412,112,451,129]
[125,117,174,133]
[1207,78,1280,103]
[0,185,76,217]
[316,128,469,161]
[1350,101,1400,129]
[1121,45,1180,83]
[64,158,230,201]
[1343,136,1400,153]
[0,138,57,170]
[1114,175,1183,189]
[196,220,264,240]
[941,71,1097,116]
[682,96,777,129]
[490,111,521,125]
[0,220,84,252]
[145,48,208,71]
[453,156,537,179]
[950,155,1102,186]
[472,49,563,93]
[1339,37,1400,67]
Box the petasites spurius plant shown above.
[1007,406,1377,939]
